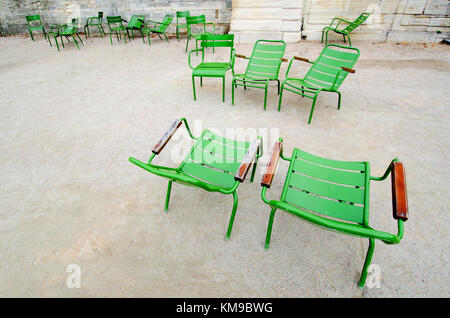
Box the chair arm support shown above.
[235,138,262,182]
[391,161,408,221]
[294,56,311,63]
[152,119,183,155]
[261,141,283,188]
[341,66,356,73]
[235,54,248,59]
[188,49,203,69]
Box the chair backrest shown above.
[26,15,42,26]
[244,40,286,80]
[200,34,234,61]
[176,10,190,24]
[186,15,205,34]
[98,12,103,19]
[303,44,360,90]
[107,16,123,28]
[128,15,145,29]
[156,14,174,33]
[342,12,370,34]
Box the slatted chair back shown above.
[107,16,123,28]
[342,12,370,34]
[127,15,145,29]
[283,148,368,225]
[303,44,360,90]
[176,10,190,21]
[156,14,173,33]
[26,15,43,27]
[186,15,206,35]
[244,40,286,80]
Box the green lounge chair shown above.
[232,40,287,110]
[129,118,262,240]
[26,15,47,41]
[322,13,370,47]
[278,44,360,124]
[84,11,105,38]
[125,15,145,40]
[189,34,235,102]
[141,14,174,45]
[261,139,409,288]
[49,19,85,51]
[176,11,190,41]
[106,16,128,45]
[185,15,215,53]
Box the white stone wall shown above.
[230,0,449,43]
[302,0,449,43]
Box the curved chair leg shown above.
[185,36,190,52]
[231,78,235,105]
[265,208,277,249]
[346,34,351,47]
[76,33,85,46]
[276,79,280,95]
[192,76,196,101]
[358,238,375,288]
[225,191,238,240]
[200,77,203,87]
[263,82,269,110]
[336,90,342,110]
[321,28,326,43]
[222,77,225,102]
[84,25,88,39]
[72,35,80,49]
[277,82,285,112]
[176,26,180,41]
[325,29,331,45]
[308,91,321,124]
[164,180,172,212]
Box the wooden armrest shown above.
[294,56,309,63]
[261,141,283,188]
[235,138,262,182]
[391,161,408,221]
[151,119,183,155]
[341,66,355,73]
[235,54,247,59]
[280,58,288,62]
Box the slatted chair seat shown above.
[129,118,262,240]
[232,40,287,110]
[278,44,360,124]
[322,13,370,47]
[261,139,409,288]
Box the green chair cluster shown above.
[129,118,409,288]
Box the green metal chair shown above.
[141,14,174,45]
[261,139,409,288]
[0,18,6,36]
[51,19,85,51]
[106,16,128,45]
[322,13,370,47]
[26,15,47,41]
[185,15,215,53]
[189,34,235,102]
[278,44,360,124]
[125,15,145,40]
[232,40,287,110]
[84,11,105,38]
[129,118,262,240]
[176,11,190,41]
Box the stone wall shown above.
[302,0,449,43]
[230,0,449,43]
[0,0,232,35]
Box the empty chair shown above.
[141,14,174,45]
[322,13,370,47]
[125,15,145,40]
[176,11,190,41]
[189,34,235,102]
[106,16,128,45]
[278,44,360,124]
[129,118,262,240]
[261,139,409,288]
[26,15,47,41]
[232,40,287,110]
[84,11,105,38]
[185,15,215,53]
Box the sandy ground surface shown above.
[0,34,449,297]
